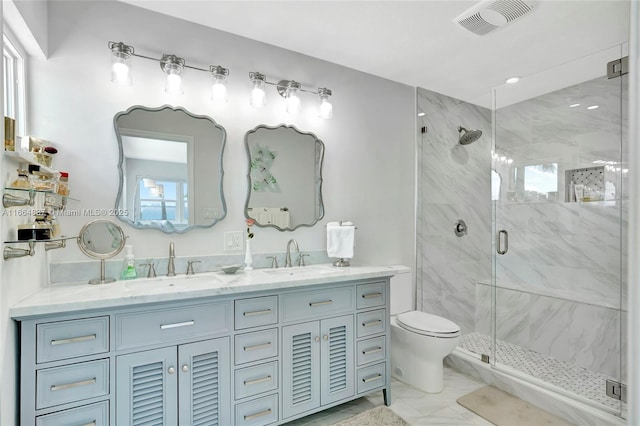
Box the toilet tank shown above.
[390,267,413,315]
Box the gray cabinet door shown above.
[116,347,178,426]
[282,322,320,419]
[178,338,230,426]
[320,315,354,406]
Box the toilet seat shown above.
[396,311,460,338]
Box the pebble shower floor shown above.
[458,332,626,412]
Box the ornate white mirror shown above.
[244,124,324,230]
[114,105,226,233]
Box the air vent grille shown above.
[454,0,535,36]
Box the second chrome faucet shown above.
[167,242,176,276]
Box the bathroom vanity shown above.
[11,265,401,426]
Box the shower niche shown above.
[564,166,611,203]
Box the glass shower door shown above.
[492,45,627,417]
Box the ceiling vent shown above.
[453,0,536,36]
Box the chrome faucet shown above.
[167,242,176,276]
[284,239,300,268]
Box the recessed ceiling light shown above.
[505,77,520,84]
[418,112,425,117]
[569,103,580,108]
[587,105,599,110]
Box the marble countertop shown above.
[11,264,410,319]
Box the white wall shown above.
[0,2,415,423]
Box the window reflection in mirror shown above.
[114,105,226,233]
[244,124,324,231]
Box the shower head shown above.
[458,126,483,145]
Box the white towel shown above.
[327,222,355,258]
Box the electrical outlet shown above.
[224,231,243,251]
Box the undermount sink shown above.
[262,264,342,277]
[125,273,223,289]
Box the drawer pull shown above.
[160,320,195,330]
[50,334,96,346]
[244,342,272,351]
[362,292,383,299]
[362,319,382,327]
[50,377,96,392]
[362,346,383,355]
[244,408,272,421]
[79,422,96,426]
[243,309,272,317]
[309,300,332,307]
[362,374,383,383]
[244,375,272,386]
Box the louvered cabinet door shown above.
[178,338,230,426]
[320,315,354,405]
[116,347,178,426]
[282,322,320,420]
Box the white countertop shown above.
[11,264,410,319]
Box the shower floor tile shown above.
[458,332,625,412]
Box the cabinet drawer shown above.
[235,393,279,426]
[235,361,278,400]
[235,296,278,330]
[36,401,109,426]
[37,317,109,364]
[281,286,354,323]
[357,309,386,338]
[357,336,386,366]
[357,362,386,394]
[356,282,386,310]
[36,359,109,409]
[115,302,230,350]
[235,328,278,365]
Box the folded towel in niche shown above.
[327,222,355,258]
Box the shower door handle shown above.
[497,230,508,255]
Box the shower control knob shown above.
[455,219,467,237]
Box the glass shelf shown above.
[4,151,58,174]
[3,236,76,260]
[3,187,79,202]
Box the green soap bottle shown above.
[121,245,137,280]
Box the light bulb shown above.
[160,54,184,95]
[212,82,227,104]
[286,91,301,114]
[109,42,133,86]
[165,70,182,95]
[210,66,229,105]
[250,72,266,108]
[318,88,333,119]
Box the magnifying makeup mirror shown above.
[77,219,126,284]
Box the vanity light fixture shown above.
[109,41,133,86]
[249,72,334,119]
[108,41,229,102]
[210,65,229,104]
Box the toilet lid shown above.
[397,311,460,336]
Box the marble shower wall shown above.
[416,87,492,334]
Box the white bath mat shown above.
[457,385,575,426]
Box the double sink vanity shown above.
[11,264,402,426]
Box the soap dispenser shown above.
[121,245,137,280]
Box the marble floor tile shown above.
[285,367,487,425]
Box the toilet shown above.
[390,270,461,393]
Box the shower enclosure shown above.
[417,43,629,422]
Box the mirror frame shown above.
[244,123,325,231]
[113,104,227,233]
